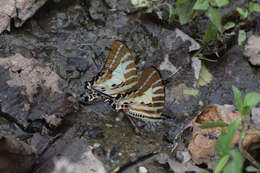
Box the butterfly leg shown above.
[121,104,141,134]
[125,114,140,135]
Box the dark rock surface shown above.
[0,0,48,33]
[0,54,77,131]
[31,127,106,173]
[0,134,36,173]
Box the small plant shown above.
[131,0,260,57]
[199,86,260,173]
[131,0,175,23]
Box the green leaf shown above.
[176,0,194,24]
[131,0,139,5]
[207,7,222,32]
[249,2,260,13]
[197,171,210,173]
[199,100,204,106]
[215,0,229,7]
[236,8,248,19]
[209,0,217,7]
[156,10,163,20]
[198,63,213,86]
[245,165,259,172]
[167,4,175,23]
[203,21,218,43]
[246,131,260,137]
[223,150,243,173]
[214,154,230,173]
[131,0,149,7]
[176,0,189,5]
[243,92,260,115]
[232,86,243,114]
[224,21,235,30]
[215,118,242,157]
[238,29,246,46]
[241,105,251,117]
[183,89,199,96]
[193,0,209,10]
[200,121,228,129]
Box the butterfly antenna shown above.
[91,57,99,70]
[163,66,182,85]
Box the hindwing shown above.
[115,66,165,121]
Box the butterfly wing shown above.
[116,67,165,121]
[87,41,138,99]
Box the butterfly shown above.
[108,66,165,121]
[84,41,138,102]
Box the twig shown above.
[111,150,159,173]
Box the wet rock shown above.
[204,46,260,105]
[251,107,260,129]
[0,134,36,173]
[33,127,106,173]
[143,24,200,54]
[0,0,48,33]
[155,153,203,173]
[165,83,199,104]
[244,35,260,66]
[167,157,204,173]
[30,133,53,155]
[159,54,178,75]
[88,126,104,139]
[175,151,191,163]
[52,152,106,173]
[68,57,88,72]
[175,28,200,52]
[191,57,201,81]
[0,54,77,131]
[104,0,136,13]
[89,0,108,24]
[0,0,15,33]
[143,23,193,70]
[104,145,117,160]
[0,13,11,33]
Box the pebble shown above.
[251,108,260,129]
[93,143,100,148]
[138,166,148,173]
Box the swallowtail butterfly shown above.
[84,41,138,102]
[110,66,165,121]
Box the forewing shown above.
[91,41,138,97]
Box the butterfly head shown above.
[80,90,102,104]
[104,98,117,110]
[85,81,92,90]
